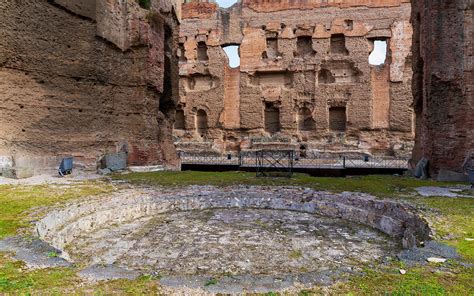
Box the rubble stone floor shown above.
[69,208,398,277]
[33,186,414,292]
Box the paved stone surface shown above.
[0,236,71,269]
[67,208,398,277]
[415,186,473,198]
[78,264,141,282]
[397,241,460,265]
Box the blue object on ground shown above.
[58,157,73,176]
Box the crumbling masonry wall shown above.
[411,0,473,177]
[0,0,180,172]
[175,0,414,157]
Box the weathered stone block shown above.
[0,156,13,172]
[102,152,127,171]
[1,167,34,179]
[437,169,468,182]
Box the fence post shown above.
[343,156,346,169]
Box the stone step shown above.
[128,165,165,173]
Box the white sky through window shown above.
[369,40,388,65]
[215,0,238,8]
[223,46,240,68]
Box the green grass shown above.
[420,197,474,261]
[205,278,218,286]
[329,264,474,296]
[289,250,303,259]
[114,171,455,198]
[0,253,78,293]
[0,182,114,239]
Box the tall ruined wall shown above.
[0,0,179,171]
[176,0,414,156]
[411,0,473,177]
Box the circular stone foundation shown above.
[66,208,398,276]
[36,186,430,290]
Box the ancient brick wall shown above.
[176,0,414,156]
[411,0,473,177]
[0,0,179,171]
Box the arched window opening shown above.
[264,102,280,134]
[196,109,208,137]
[222,45,240,68]
[197,41,209,61]
[369,39,388,65]
[329,107,347,132]
[174,109,185,130]
[330,34,349,55]
[298,107,316,131]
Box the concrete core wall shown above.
[0,0,180,172]
[175,0,415,157]
[411,0,473,177]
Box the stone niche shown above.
[318,61,361,84]
[183,74,218,92]
[264,102,281,134]
[250,71,294,88]
[329,107,347,132]
[330,34,349,55]
[295,36,316,57]
[262,32,281,59]
[297,107,316,131]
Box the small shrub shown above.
[137,0,151,9]
[204,278,218,286]
[47,251,59,258]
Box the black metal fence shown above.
[179,151,409,171]
[256,150,294,177]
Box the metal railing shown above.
[179,151,409,170]
[256,150,294,177]
[179,152,240,166]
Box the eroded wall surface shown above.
[175,0,414,156]
[0,0,179,171]
[411,0,473,176]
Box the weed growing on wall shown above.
[137,0,151,9]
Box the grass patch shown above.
[289,250,303,260]
[419,197,474,261]
[0,182,114,239]
[205,278,218,286]
[0,254,78,293]
[47,251,58,258]
[329,264,474,296]
[114,171,454,198]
